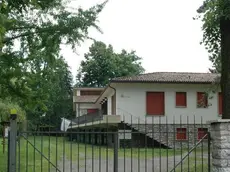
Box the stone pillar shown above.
[210,120,230,171]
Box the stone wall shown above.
[210,120,230,171]
[129,124,210,148]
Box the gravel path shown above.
[52,155,200,172]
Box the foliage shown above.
[197,0,230,72]
[76,41,145,87]
[198,0,230,119]
[0,99,26,122]
[25,57,74,128]
[0,0,107,123]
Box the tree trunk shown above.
[220,16,230,119]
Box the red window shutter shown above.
[176,92,187,107]
[197,92,208,108]
[176,128,187,140]
[87,109,97,114]
[146,92,164,115]
[197,128,208,140]
[218,92,222,116]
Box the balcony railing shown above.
[71,110,103,126]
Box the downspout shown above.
[108,84,116,115]
[108,84,119,166]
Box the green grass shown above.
[173,150,210,172]
[175,157,210,172]
[0,136,209,171]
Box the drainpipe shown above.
[108,84,116,93]
[108,84,116,115]
[108,84,119,172]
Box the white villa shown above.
[71,72,221,148]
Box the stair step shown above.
[123,122,173,148]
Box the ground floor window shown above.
[197,128,208,140]
[176,128,187,140]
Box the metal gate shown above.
[4,113,211,172]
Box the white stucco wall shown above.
[107,97,112,115]
[114,83,221,124]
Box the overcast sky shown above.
[61,0,211,78]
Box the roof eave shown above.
[111,80,216,84]
[94,83,116,103]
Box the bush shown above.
[0,99,26,122]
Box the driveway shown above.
[53,155,201,172]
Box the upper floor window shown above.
[197,92,208,108]
[146,92,165,115]
[80,90,102,96]
[218,92,222,116]
[175,92,187,107]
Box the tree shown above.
[0,1,107,121]
[0,99,26,122]
[76,41,145,87]
[198,0,230,118]
[25,57,74,129]
[0,0,106,99]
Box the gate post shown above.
[8,109,17,172]
[210,120,230,171]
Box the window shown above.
[197,92,208,108]
[87,109,98,114]
[146,92,165,115]
[176,92,187,107]
[218,92,222,116]
[197,128,208,140]
[176,128,187,140]
[81,91,102,96]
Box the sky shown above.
[61,0,212,78]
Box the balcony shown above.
[70,110,121,128]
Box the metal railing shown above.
[71,110,103,125]
[5,114,211,172]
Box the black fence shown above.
[2,115,211,172]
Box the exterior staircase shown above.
[121,121,172,148]
[117,108,173,148]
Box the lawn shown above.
[175,157,210,172]
[0,136,209,171]
[173,147,211,172]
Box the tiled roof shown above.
[111,72,220,84]
[74,96,99,103]
[73,87,104,91]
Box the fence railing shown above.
[71,110,103,125]
[4,114,211,172]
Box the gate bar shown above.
[20,134,61,172]
[8,111,17,172]
[169,133,208,172]
[208,132,211,172]
[114,131,118,172]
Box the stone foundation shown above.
[128,124,210,148]
[210,120,230,172]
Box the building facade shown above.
[72,72,221,148]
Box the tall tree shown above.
[0,0,106,98]
[198,0,230,119]
[25,57,74,129]
[0,0,107,121]
[76,41,145,87]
